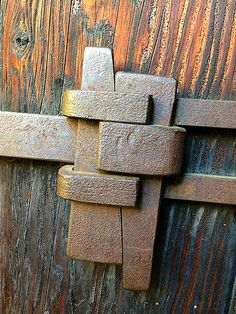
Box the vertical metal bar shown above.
[116,72,176,290]
[67,48,122,264]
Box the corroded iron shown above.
[175,98,236,129]
[164,174,236,205]
[0,47,235,292]
[57,165,140,207]
[1,99,235,164]
[116,71,177,290]
[63,90,150,124]
[98,122,186,176]
[0,112,77,162]
[66,47,123,265]
[116,72,176,125]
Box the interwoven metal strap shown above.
[0,47,235,291]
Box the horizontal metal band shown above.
[62,90,150,124]
[164,174,236,205]
[175,98,236,129]
[0,112,77,163]
[57,165,140,207]
[0,98,235,164]
[1,111,234,206]
[98,122,186,176]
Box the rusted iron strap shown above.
[98,122,186,176]
[164,174,236,206]
[116,72,176,125]
[66,48,123,264]
[63,90,150,124]
[0,45,235,293]
[57,165,139,207]
[0,111,77,162]
[115,72,177,290]
[175,98,236,129]
[0,98,235,164]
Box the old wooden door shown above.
[0,1,235,313]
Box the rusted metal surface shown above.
[81,47,115,91]
[1,46,235,292]
[116,72,177,290]
[66,47,123,264]
[0,111,77,162]
[57,165,140,207]
[122,178,163,290]
[116,72,176,125]
[98,122,186,176]
[0,98,235,165]
[74,119,99,173]
[67,203,123,264]
[62,90,150,124]
[164,173,236,205]
[175,98,236,129]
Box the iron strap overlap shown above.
[0,47,235,291]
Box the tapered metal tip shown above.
[81,47,114,91]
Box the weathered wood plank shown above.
[0,0,72,114]
[1,0,236,312]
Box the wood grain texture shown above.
[0,0,72,114]
[0,0,236,313]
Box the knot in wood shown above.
[13,31,31,57]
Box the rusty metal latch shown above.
[0,47,235,291]
[57,47,186,291]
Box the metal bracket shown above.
[57,47,186,290]
[0,47,235,291]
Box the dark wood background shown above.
[0,0,235,313]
